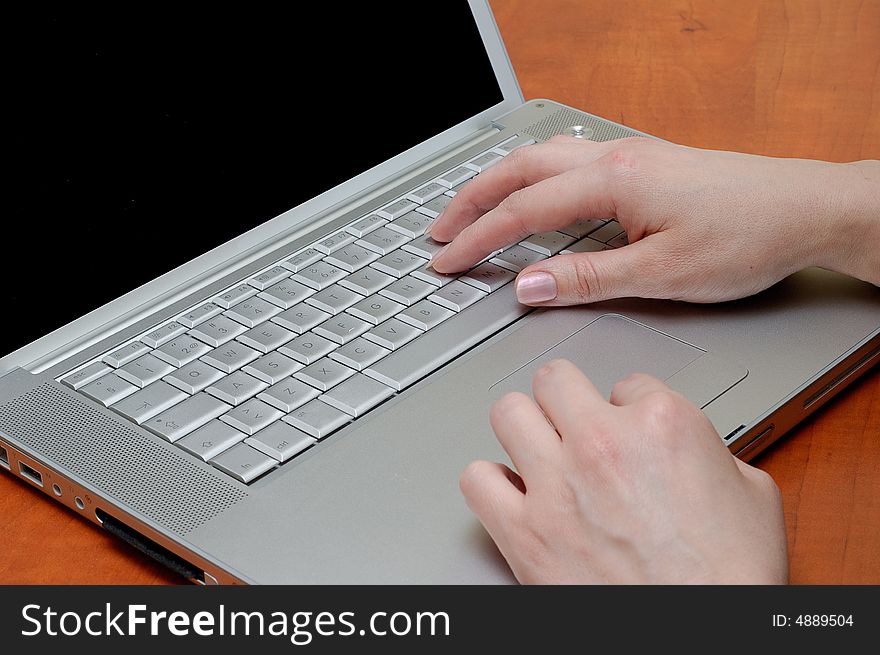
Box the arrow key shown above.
[176,419,246,461]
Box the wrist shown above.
[811,160,880,285]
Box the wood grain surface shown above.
[1,0,877,584]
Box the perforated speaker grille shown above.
[521,107,642,142]
[0,383,247,535]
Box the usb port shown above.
[0,444,8,469]
[19,460,43,487]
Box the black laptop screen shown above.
[6,4,504,357]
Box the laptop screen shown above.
[6,4,504,358]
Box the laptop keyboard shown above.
[58,133,628,484]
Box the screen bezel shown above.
[2,0,523,375]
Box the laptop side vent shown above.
[521,107,642,142]
[0,383,247,536]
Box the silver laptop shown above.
[2,2,878,584]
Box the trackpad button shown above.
[489,314,747,408]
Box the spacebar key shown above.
[363,285,531,391]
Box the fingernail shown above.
[430,244,450,269]
[424,221,434,236]
[516,272,558,304]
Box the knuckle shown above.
[642,390,688,425]
[600,145,642,179]
[570,255,605,301]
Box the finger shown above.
[432,164,618,273]
[489,391,563,481]
[459,460,524,553]
[429,140,619,245]
[512,234,671,305]
[531,359,608,439]
[609,373,673,406]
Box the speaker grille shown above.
[522,107,641,142]
[0,383,247,535]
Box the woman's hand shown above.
[430,137,879,305]
[460,361,788,584]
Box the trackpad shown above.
[489,314,748,408]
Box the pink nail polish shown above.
[516,272,557,303]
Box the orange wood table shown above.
[1,0,877,584]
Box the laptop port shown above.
[0,444,8,469]
[19,460,43,487]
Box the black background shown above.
[5,4,502,356]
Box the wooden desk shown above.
[1,0,877,584]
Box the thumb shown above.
[513,237,666,305]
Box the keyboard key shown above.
[278,332,337,364]
[293,260,347,290]
[272,302,332,334]
[410,263,458,287]
[111,380,187,424]
[401,234,446,259]
[560,237,606,254]
[415,194,452,219]
[356,227,410,256]
[347,294,405,325]
[282,399,350,439]
[141,321,188,348]
[188,315,247,347]
[557,218,607,239]
[325,243,380,273]
[364,283,530,391]
[213,283,258,309]
[406,182,446,204]
[490,244,548,272]
[345,214,388,238]
[205,370,268,406]
[606,232,629,248]
[491,134,536,155]
[520,231,577,256]
[145,392,230,442]
[176,419,245,462]
[257,279,315,309]
[313,313,371,345]
[315,230,356,255]
[248,265,292,290]
[116,353,175,388]
[79,373,138,406]
[258,377,321,413]
[245,422,316,463]
[178,303,223,329]
[61,361,112,390]
[378,276,435,306]
[210,442,276,483]
[201,342,260,374]
[460,262,517,293]
[225,296,282,328]
[362,317,422,351]
[464,151,502,172]
[428,280,487,311]
[280,248,323,273]
[582,220,624,243]
[435,166,476,188]
[219,398,283,435]
[396,300,455,331]
[294,357,356,392]
[243,351,303,384]
[304,284,364,315]
[163,359,225,394]
[376,198,418,220]
[103,341,150,368]
[386,211,433,239]
[337,267,395,296]
[237,323,296,354]
[371,249,428,278]
[328,337,390,371]
[321,373,395,418]
[153,337,212,367]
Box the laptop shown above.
[2,2,878,584]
